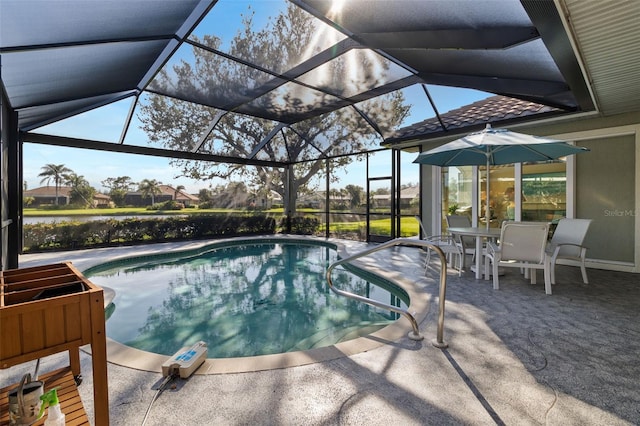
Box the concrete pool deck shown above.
[2,237,639,425]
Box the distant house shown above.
[124,184,199,207]
[371,193,390,209]
[159,185,199,207]
[370,185,419,209]
[252,189,282,209]
[124,191,170,207]
[297,193,323,209]
[24,186,70,206]
[400,185,419,209]
[23,186,111,208]
[93,193,112,208]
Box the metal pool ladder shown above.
[326,238,449,348]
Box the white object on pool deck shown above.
[161,341,208,378]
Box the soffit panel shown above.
[561,0,640,115]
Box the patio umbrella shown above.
[413,124,589,228]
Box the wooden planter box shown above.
[0,262,108,426]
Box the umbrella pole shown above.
[485,157,491,230]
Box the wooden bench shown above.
[0,367,89,425]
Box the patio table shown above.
[448,227,501,279]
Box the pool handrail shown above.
[326,238,448,348]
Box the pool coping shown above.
[81,235,431,375]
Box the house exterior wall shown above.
[534,112,639,271]
[27,195,69,207]
[124,193,172,206]
[553,122,639,272]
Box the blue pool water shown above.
[84,239,407,358]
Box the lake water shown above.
[23,215,185,225]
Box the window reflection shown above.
[480,165,515,228]
[441,160,568,231]
[522,161,567,223]
[442,166,473,231]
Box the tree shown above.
[344,184,364,209]
[198,188,213,203]
[138,4,410,214]
[65,173,96,208]
[38,164,72,205]
[138,179,162,205]
[102,176,135,207]
[374,187,390,195]
[221,181,248,209]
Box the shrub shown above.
[147,200,184,211]
[197,201,214,209]
[280,216,320,235]
[22,214,277,253]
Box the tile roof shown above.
[385,95,564,146]
[158,184,199,201]
[93,193,111,201]
[24,186,72,197]
[400,185,419,199]
[24,186,112,201]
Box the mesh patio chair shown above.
[484,221,552,294]
[415,216,463,277]
[446,214,477,267]
[546,218,592,284]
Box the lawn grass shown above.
[328,216,419,237]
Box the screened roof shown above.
[1,0,594,167]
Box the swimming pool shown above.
[84,238,408,359]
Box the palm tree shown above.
[138,179,162,205]
[65,173,95,207]
[174,185,185,201]
[38,164,72,205]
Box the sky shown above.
[22,0,490,195]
